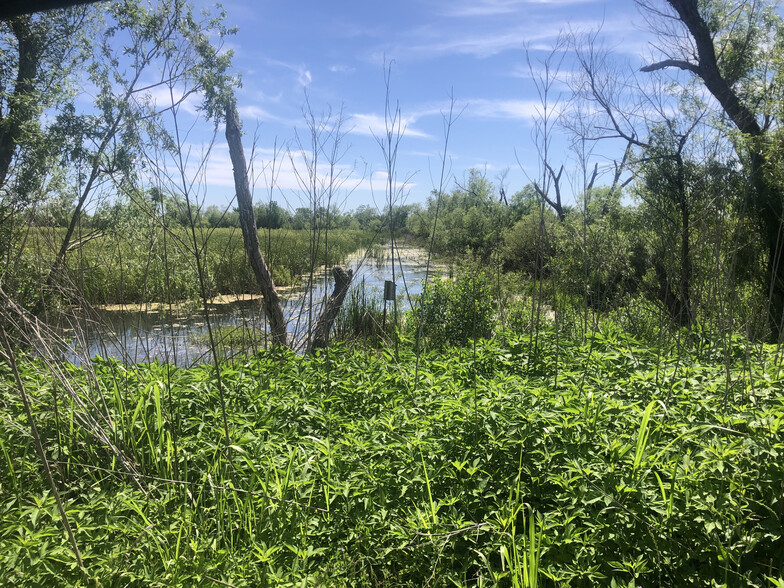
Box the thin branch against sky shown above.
[176,0,654,210]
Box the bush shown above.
[551,213,646,312]
[499,212,555,275]
[408,269,495,348]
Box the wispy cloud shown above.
[385,21,572,60]
[349,112,432,139]
[263,57,313,88]
[179,142,371,202]
[238,105,276,122]
[329,64,356,74]
[367,12,644,61]
[464,98,548,121]
[442,0,595,18]
[235,103,302,129]
[142,85,203,117]
[298,69,312,87]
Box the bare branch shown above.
[640,59,700,74]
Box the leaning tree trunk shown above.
[224,102,287,347]
[307,266,353,353]
[0,16,43,189]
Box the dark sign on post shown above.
[383,280,396,328]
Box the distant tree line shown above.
[34,191,417,234]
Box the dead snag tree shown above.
[225,101,354,351]
[225,102,288,348]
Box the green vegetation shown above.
[333,279,397,347]
[2,330,783,586]
[408,269,495,349]
[5,0,784,585]
[21,226,372,305]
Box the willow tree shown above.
[0,7,94,293]
[638,0,784,339]
[44,0,240,289]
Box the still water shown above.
[54,245,446,366]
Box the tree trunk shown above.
[654,257,690,327]
[642,0,784,340]
[676,153,693,328]
[45,162,99,290]
[0,16,44,190]
[46,109,125,290]
[307,266,353,353]
[224,102,287,347]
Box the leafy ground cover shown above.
[1,328,783,586]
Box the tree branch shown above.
[640,59,701,74]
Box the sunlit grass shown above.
[2,329,783,586]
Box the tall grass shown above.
[332,278,398,346]
[23,226,372,305]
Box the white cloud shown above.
[298,69,312,87]
[262,57,314,88]
[469,162,496,171]
[465,98,547,121]
[234,102,300,128]
[442,0,595,18]
[182,141,371,204]
[140,85,203,117]
[367,170,417,198]
[390,21,575,60]
[238,105,276,122]
[370,12,646,62]
[349,112,432,139]
[407,29,529,59]
[329,64,356,74]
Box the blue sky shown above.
[183,0,650,212]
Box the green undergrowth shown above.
[1,330,784,586]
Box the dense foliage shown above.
[20,226,372,305]
[5,0,784,585]
[1,330,782,586]
[408,269,495,348]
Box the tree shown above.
[0,0,102,20]
[523,36,570,223]
[509,184,541,220]
[224,100,356,350]
[254,200,289,229]
[638,0,784,339]
[636,123,700,326]
[41,0,236,291]
[290,207,313,230]
[352,204,382,231]
[225,103,288,347]
[0,8,94,294]
[0,9,91,200]
[569,22,747,329]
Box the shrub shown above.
[408,269,495,348]
[499,211,555,275]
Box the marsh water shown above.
[52,245,446,366]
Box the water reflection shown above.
[56,245,446,366]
